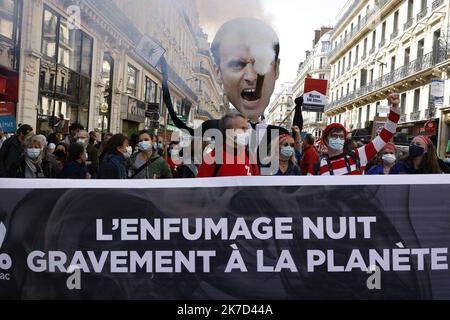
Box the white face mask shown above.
[235,131,250,147]
[382,153,396,165]
[138,141,152,151]
[77,138,88,147]
[26,148,41,159]
[124,146,133,158]
[280,146,294,158]
[328,138,345,152]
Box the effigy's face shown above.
[217,40,279,121]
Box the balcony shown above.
[417,8,428,21]
[432,0,444,10]
[325,50,447,113]
[390,30,398,40]
[400,114,407,122]
[404,18,414,31]
[327,0,390,61]
[410,111,421,121]
[425,108,437,119]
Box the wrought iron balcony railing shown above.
[325,50,447,112]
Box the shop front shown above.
[0,0,22,133]
[121,96,146,137]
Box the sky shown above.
[197,0,348,94]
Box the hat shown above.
[381,143,396,153]
[321,123,347,142]
[48,143,56,150]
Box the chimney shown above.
[313,30,321,46]
[320,26,333,37]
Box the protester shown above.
[53,113,65,133]
[14,134,58,178]
[390,135,442,174]
[197,113,259,177]
[98,132,114,159]
[97,134,131,179]
[309,93,400,176]
[63,123,84,145]
[366,143,397,175]
[300,133,319,176]
[274,134,301,176]
[129,130,172,179]
[61,143,90,179]
[47,143,56,155]
[0,124,33,177]
[0,129,7,149]
[76,130,99,177]
[53,142,69,172]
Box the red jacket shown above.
[301,144,319,176]
[197,149,259,177]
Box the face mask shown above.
[409,145,425,158]
[139,141,152,151]
[382,154,396,165]
[170,149,179,157]
[124,146,133,158]
[77,139,88,147]
[235,132,249,147]
[328,138,345,152]
[26,148,41,159]
[281,146,294,158]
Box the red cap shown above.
[321,123,347,142]
[381,143,396,153]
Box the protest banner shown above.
[0,176,449,299]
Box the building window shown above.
[381,21,386,42]
[371,30,376,50]
[126,64,138,97]
[358,107,362,124]
[393,11,399,33]
[319,73,325,79]
[417,39,424,58]
[400,93,407,115]
[363,38,368,56]
[413,89,420,112]
[144,77,157,103]
[38,6,93,133]
[391,56,396,73]
[353,79,357,91]
[366,105,370,122]
[355,45,359,63]
[404,47,411,65]
[407,0,414,20]
[0,0,21,71]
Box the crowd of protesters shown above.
[1,114,449,179]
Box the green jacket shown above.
[130,151,173,179]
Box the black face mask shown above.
[409,145,425,158]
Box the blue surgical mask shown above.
[328,138,345,152]
[139,141,152,151]
[26,148,41,159]
[409,145,425,158]
[281,146,294,158]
